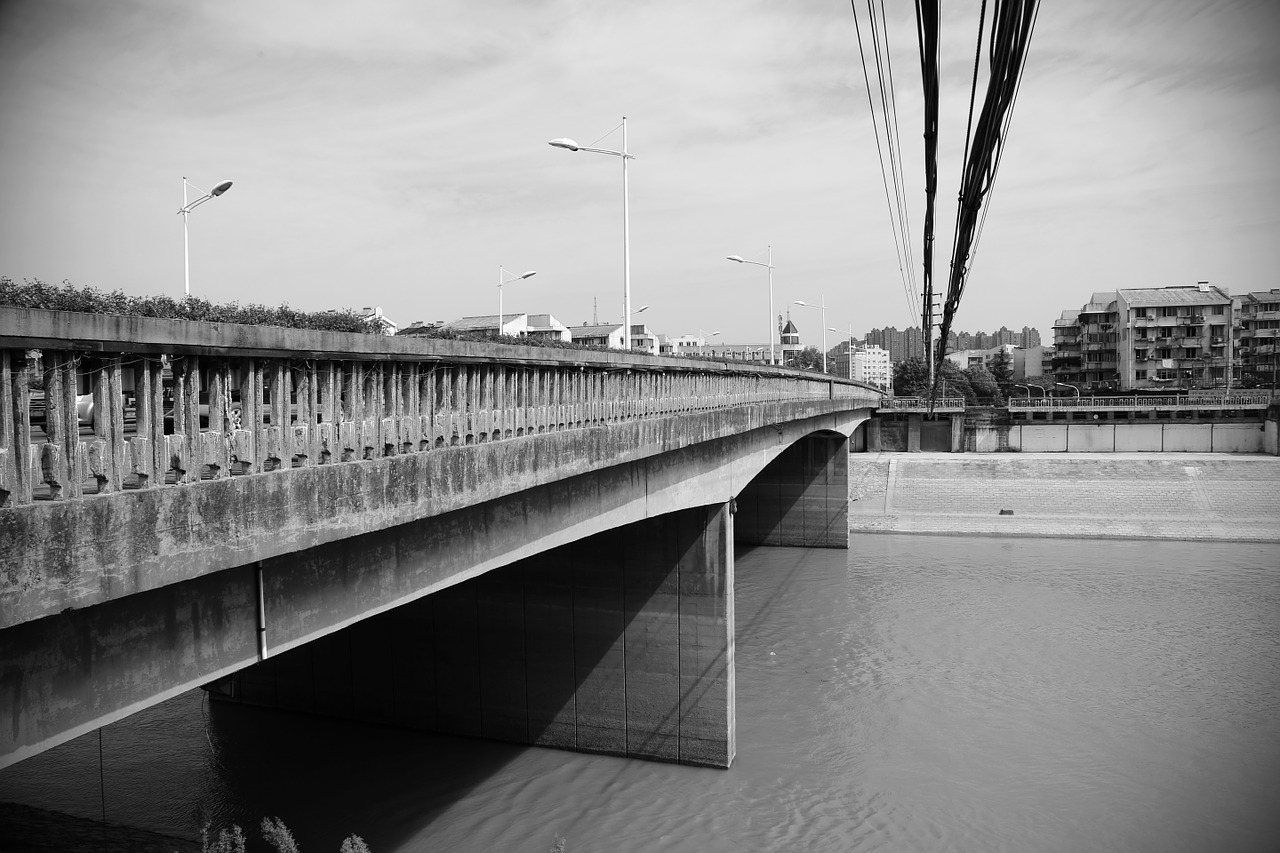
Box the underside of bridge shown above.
[1,423,854,770]
[207,431,848,768]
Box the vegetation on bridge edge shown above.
[2,277,842,374]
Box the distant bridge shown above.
[0,308,883,769]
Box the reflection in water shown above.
[3,535,1279,852]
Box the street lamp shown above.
[497,267,536,336]
[830,326,855,379]
[1055,382,1081,398]
[176,177,233,297]
[1015,383,1045,399]
[549,118,636,349]
[629,304,650,350]
[793,298,827,373]
[726,246,774,364]
[698,329,721,355]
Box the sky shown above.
[1,0,1277,349]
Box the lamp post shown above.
[698,329,721,356]
[549,118,635,349]
[793,298,827,372]
[177,177,233,297]
[726,246,774,364]
[497,267,536,336]
[1014,383,1045,399]
[1055,382,1081,398]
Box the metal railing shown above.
[0,308,883,507]
[1008,391,1274,411]
[881,397,967,412]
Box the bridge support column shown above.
[907,414,922,452]
[208,502,736,768]
[734,432,848,548]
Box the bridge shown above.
[0,307,882,770]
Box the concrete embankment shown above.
[849,453,1280,542]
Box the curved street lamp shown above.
[177,177,233,296]
[549,118,636,349]
[793,297,827,373]
[497,267,537,336]
[726,246,774,364]
[1055,382,1081,398]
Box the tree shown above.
[964,363,1003,405]
[893,357,931,396]
[792,346,824,371]
[988,348,1014,392]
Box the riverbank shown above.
[848,452,1280,542]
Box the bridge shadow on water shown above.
[195,504,739,850]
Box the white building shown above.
[438,312,571,341]
[852,345,891,388]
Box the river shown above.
[3,534,1279,852]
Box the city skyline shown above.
[1,1,1275,344]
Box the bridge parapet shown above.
[1,307,882,508]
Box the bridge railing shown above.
[881,397,967,412]
[0,308,882,506]
[1007,391,1274,412]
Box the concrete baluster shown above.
[292,363,313,467]
[340,362,361,461]
[0,349,35,506]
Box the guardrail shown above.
[1007,391,1274,411]
[880,397,967,412]
[0,308,883,507]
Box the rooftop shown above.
[1117,285,1231,307]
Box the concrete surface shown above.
[849,452,1280,541]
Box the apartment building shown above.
[1236,288,1280,389]
[1052,283,1235,392]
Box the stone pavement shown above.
[848,452,1280,542]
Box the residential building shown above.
[360,306,397,335]
[1117,284,1233,390]
[438,312,571,342]
[1052,283,1236,392]
[1236,288,1280,389]
[569,322,626,349]
[629,323,658,354]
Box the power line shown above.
[849,0,921,325]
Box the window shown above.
[1160,307,1179,317]
[1157,348,1173,359]
[1211,305,1225,315]
[1183,348,1200,359]
[1157,369,1177,380]
[1135,369,1147,380]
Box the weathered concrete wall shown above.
[736,433,848,548]
[1017,425,1069,452]
[1,411,863,769]
[209,504,736,768]
[1113,424,1165,451]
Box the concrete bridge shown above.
[0,308,882,770]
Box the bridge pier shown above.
[734,432,848,548]
[208,502,736,767]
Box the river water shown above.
[3,534,1280,852]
